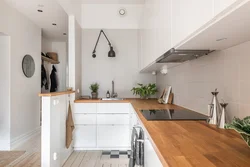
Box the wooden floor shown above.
[63,151,129,167]
[7,151,129,167]
[6,133,129,167]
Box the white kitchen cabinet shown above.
[74,125,96,148]
[171,0,214,47]
[97,103,129,114]
[74,114,96,125]
[97,114,130,125]
[144,139,163,167]
[214,0,237,16]
[74,103,96,113]
[156,0,172,57]
[74,103,131,150]
[97,125,130,148]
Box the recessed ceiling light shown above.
[63,33,67,35]
[37,9,43,12]
[216,38,227,42]
[52,23,57,26]
[119,8,126,16]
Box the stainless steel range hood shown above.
[156,48,211,63]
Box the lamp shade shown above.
[108,46,116,57]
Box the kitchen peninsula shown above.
[74,99,250,167]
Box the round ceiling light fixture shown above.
[119,8,126,16]
[37,9,43,12]
[52,23,57,26]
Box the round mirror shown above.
[22,55,35,78]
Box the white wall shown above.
[156,41,250,122]
[69,15,82,99]
[42,37,53,53]
[81,4,143,29]
[0,35,11,150]
[82,29,156,98]
[0,0,41,149]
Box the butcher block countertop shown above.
[74,99,250,167]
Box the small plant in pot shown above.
[90,83,99,99]
[131,83,157,99]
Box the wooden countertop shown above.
[39,91,75,97]
[74,99,250,167]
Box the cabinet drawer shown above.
[74,125,96,148]
[74,103,96,113]
[74,114,96,125]
[97,103,129,113]
[97,125,130,148]
[97,114,129,125]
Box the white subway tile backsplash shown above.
[239,80,250,104]
[239,104,250,119]
[226,103,239,122]
[156,41,250,121]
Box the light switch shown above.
[53,152,57,160]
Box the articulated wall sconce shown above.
[92,30,116,58]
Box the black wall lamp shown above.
[92,30,116,58]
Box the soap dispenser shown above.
[106,91,110,98]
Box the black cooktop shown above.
[140,109,208,121]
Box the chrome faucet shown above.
[111,80,118,98]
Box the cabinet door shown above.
[74,125,96,148]
[171,0,213,47]
[214,0,237,16]
[97,125,130,148]
[144,139,163,167]
[97,114,130,125]
[74,114,96,125]
[74,103,96,113]
[97,103,129,114]
[159,0,172,57]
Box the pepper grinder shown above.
[209,89,221,125]
[219,102,228,129]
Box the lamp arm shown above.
[92,30,102,53]
[101,30,112,46]
[92,30,113,54]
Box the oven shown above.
[129,125,144,167]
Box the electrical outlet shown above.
[53,152,57,160]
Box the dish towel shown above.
[66,103,75,149]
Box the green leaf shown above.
[131,83,158,98]
[225,116,250,147]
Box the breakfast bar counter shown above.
[74,99,250,167]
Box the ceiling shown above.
[5,0,68,41]
[70,0,145,4]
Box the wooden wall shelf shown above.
[42,56,60,64]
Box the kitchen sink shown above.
[101,98,124,101]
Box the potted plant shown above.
[225,116,250,147]
[90,83,99,99]
[131,83,157,99]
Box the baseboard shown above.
[11,127,41,150]
[61,148,74,166]
[0,140,11,150]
